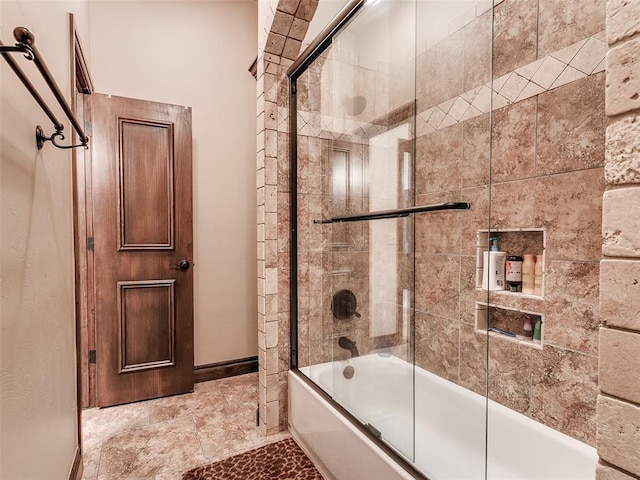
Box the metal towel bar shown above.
[0,26,89,150]
[313,202,471,224]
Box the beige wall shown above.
[89,1,258,365]
[0,1,90,478]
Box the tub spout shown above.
[338,336,359,357]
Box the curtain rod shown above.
[0,26,89,150]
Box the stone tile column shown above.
[256,0,318,435]
[597,1,640,477]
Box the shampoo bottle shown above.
[522,254,536,295]
[482,237,507,291]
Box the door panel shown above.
[91,93,193,407]
[118,280,175,372]
[119,118,174,249]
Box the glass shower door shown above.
[326,0,417,463]
[411,0,493,478]
[294,0,418,464]
[293,0,494,477]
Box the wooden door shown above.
[90,93,194,407]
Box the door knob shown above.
[170,260,191,271]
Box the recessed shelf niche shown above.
[475,302,544,349]
[476,228,546,298]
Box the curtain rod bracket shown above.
[36,125,88,150]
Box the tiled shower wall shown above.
[259,0,609,445]
[413,0,605,446]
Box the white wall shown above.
[0,2,89,478]
[89,1,258,365]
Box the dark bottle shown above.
[506,255,523,292]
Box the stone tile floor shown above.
[81,373,290,480]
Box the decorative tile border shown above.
[415,31,607,137]
[295,31,606,142]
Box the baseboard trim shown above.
[68,446,82,480]
[194,356,258,383]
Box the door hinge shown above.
[89,350,96,364]
[87,237,94,251]
[291,82,297,96]
[84,120,92,137]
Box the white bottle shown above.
[522,254,536,295]
[482,237,506,291]
[534,254,543,296]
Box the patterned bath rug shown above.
[182,437,324,480]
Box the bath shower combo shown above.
[285,0,599,478]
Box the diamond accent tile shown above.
[297,110,310,125]
[297,123,312,137]
[461,105,483,122]
[438,97,457,114]
[515,58,546,81]
[530,56,566,90]
[364,123,379,137]
[472,86,492,113]
[449,97,471,121]
[438,114,457,130]
[569,37,607,75]
[491,91,511,110]
[320,115,332,132]
[421,107,435,122]
[550,39,587,65]
[427,107,446,129]
[516,81,545,102]
[319,130,332,140]
[460,86,482,105]
[550,65,586,89]
[499,73,529,102]
[420,122,436,136]
[492,73,511,93]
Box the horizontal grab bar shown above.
[313,202,471,224]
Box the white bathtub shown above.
[289,354,597,480]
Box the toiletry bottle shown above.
[482,237,507,291]
[506,255,523,292]
[534,254,543,296]
[522,254,535,294]
[533,318,542,345]
[523,315,533,340]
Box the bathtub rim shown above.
[289,367,428,480]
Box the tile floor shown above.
[81,373,290,480]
